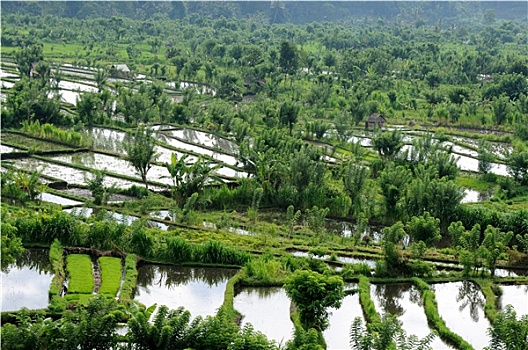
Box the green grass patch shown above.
[66,254,94,294]
[412,277,474,350]
[49,239,65,298]
[98,257,123,297]
[119,254,138,302]
[456,174,496,192]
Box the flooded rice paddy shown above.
[498,284,528,317]
[324,284,364,350]
[1,249,53,312]
[432,281,491,349]
[371,283,449,349]
[133,265,237,318]
[233,287,293,346]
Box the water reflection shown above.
[433,282,490,349]
[133,265,237,317]
[371,283,448,350]
[234,287,293,346]
[456,281,485,322]
[498,284,528,317]
[1,249,53,312]
[324,284,363,350]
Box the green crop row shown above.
[98,257,123,297]
[412,277,474,350]
[66,254,94,294]
[358,275,381,325]
[119,254,138,302]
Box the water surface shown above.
[1,249,53,312]
[134,265,237,317]
[234,287,293,346]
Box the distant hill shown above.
[1,1,527,25]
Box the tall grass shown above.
[21,120,86,147]
[66,254,94,294]
[412,277,474,350]
[98,257,123,297]
[243,256,287,284]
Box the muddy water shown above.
[0,145,17,153]
[324,284,364,350]
[498,284,528,317]
[371,283,449,349]
[325,219,383,242]
[133,265,237,317]
[159,136,238,166]
[80,127,126,153]
[1,249,53,312]
[233,287,293,346]
[39,192,84,206]
[164,129,238,154]
[50,152,173,186]
[13,157,161,190]
[432,281,491,349]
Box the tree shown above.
[15,43,43,77]
[381,221,406,269]
[373,130,403,159]
[76,92,100,126]
[491,95,511,126]
[279,101,300,135]
[1,222,24,271]
[279,41,298,87]
[405,212,441,246]
[480,225,513,277]
[478,140,495,174]
[124,124,159,190]
[3,77,62,127]
[284,270,345,331]
[485,305,528,350]
[506,148,528,185]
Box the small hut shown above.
[365,113,387,130]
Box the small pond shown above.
[324,284,364,350]
[233,287,293,346]
[1,249,53,312]
[133,265,237,317]
[432,281,491,349]
[80,127,126,153]
[64,208,169,230]
[498,284,528,317]
[371,283,449,349]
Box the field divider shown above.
[412,277,474,350]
